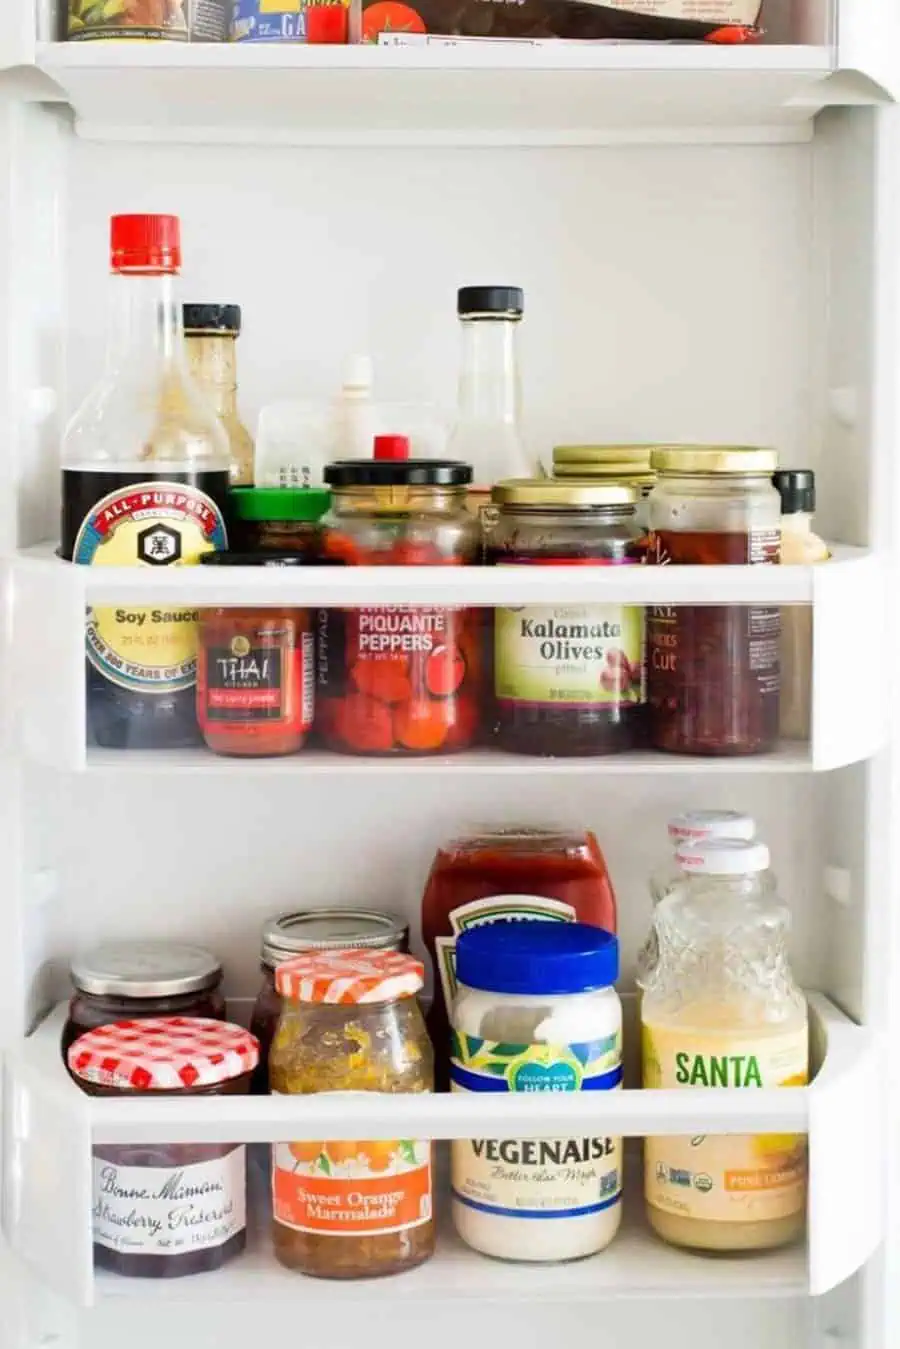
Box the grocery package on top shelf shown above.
[67,0,230,42]
[231,0,350,43]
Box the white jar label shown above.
[436,895,577,1013]
[451,1034,622,1221]
[92,1147,247,1256]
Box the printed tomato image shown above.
[362,1,426,40]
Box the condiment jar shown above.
[184,304,253,485]
[67,0,228,41]
[451,921,622,1262]
[63,941,225,1055]
[318,458,482,755]
[642,839,808,1254]
[773,469,828,741]
[646,446,781,755]
[249,907,409,1092]
[68,1017,259,1279]
[487,478,647,756]
[551,445,656,528]
[270,950,435,1280]
[228,486,331,556]
[197,553,314,757]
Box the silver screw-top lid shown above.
[70,941,223,999]
[261,909,409,969]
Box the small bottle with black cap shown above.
[184,303,253,485]
[773,470,828,740]
[448,285,532,509]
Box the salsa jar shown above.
[63,941,225,1056]
[421,826,616,1087]
[270,950,435,1280]
[197,553,314,757]
[646,447,781,756]
[228,486,331,555]
[487,479,647,756]
[68,1018,258,1279]
[249,908,409,1093]
[318,458,483,755]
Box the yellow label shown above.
[642,1020,808,1224]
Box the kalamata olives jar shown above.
[250,908,409,1092]
[63,941,226,1055]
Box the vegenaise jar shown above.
[63,941,225,1055]
[451,921,622,1261]
[68,1017,258,1279]
[646,446,781,755]
[487,478,647,756]
[270,949,435,1280]
[249,907,409,1092]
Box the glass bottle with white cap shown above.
[642,838,808,1254]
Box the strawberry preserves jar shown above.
[646,447,781,756]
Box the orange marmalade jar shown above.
[197,553,313,757]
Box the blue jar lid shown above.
[456,921,618,996]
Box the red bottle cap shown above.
[306,3,348,43]
[111,214,182,274]
[373,435,410,461]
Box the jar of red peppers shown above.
[646,447,781,756]
[197,553,314,757]
[318,459,482,755]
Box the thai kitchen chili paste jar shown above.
[67,1017,258,1279]
[197,553,314,757]
[63,941,226,1056]
[269,950,435,1280]
[487,479,647,756]
[249,908,409,1093]
[646,447,781,756]
[318,458,482,755]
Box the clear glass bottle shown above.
[184,304,254,486]
[446,286,532,510]
[61,214,231,751]
[642,838,808,1254]
[773,470,828,741]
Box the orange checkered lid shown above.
[275,948,425,1004]
[67,1017,260,1091]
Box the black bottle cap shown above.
[183,304,242,334]
[325,459,472,488]
[772,469,816,514]
[457,286,524,318]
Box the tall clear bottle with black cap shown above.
[184,304,253,485]
[773,470,828,740]
[447,285,533,510]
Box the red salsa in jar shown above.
[67,1018,258,1280]
[421,827,616,1085]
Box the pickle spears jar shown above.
[646,446,781,756]
[269,949,435,1280]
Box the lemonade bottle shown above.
[642,838,808,1253]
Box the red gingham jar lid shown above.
[66,1017,259,1091]
[275,949,425,1004]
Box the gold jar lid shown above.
[553,461,656,485]
[492,478,638,507]
[650,446,778,474]
[553,444,654,470]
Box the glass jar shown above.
[421,826,616,1088]
[318,459,483,755]
[228,487,331,556]
[487,479,647,756]
[451,921,622,1262]
[184,305,253,485]
[641,839,808,1254]
[197,553,314,757]
[551,445,656,527]
[270,950,435,1280]
[250,908,409,1093]
[68,1017,258,1279]
[62,941,225,1056]
[647,446,781,755]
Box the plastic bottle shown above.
[773,470,828,740]
[331,354,375,459]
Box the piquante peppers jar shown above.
[63,941,226,1056]
[249,908,409,1093]
[646,447,781,756]
[318,459,483,755]
[487,479,647,756]
[270,950,435,1280]
[67,1017,258,1279]
[228,486,331,556]
[197,553,314,757]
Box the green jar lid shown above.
[230,487,331,522]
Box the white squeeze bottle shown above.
[331,353,375,458]
[772,470,829,741]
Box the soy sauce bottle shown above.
[60,215,231,749]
